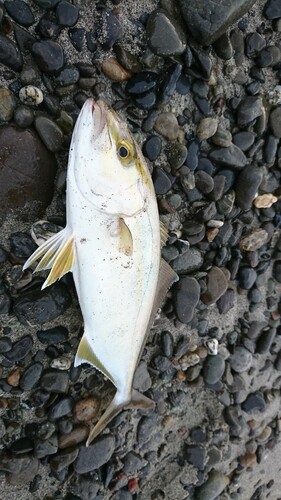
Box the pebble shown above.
[209,144,247,168]
[34,433,58,459]
[201,266,228,305]
[184,444,206,471]
[256,328,276,354]
[33,0,59,7]
[74,436,115,474]
[273,261,281,283]
[32,40,65,74]
[0,88,16,121]
[142,135,162,161]
[238,267,257,289]
[113,44,142,74]
[212,126,232,148]
[97,10,123,51]
[6,456,39,486]
[264,0,281,20]
[68,28,84,52]
[203,354,225,385]
[50,448,79,473]
[232,131,255,151]
[19,86,43,106]
[213,33,233,60]
[49,396,74,421]
[101,58,131,82]
[5,0,34,27]
[152,168,172,195]
[245,32,266,57]
[146,9,186,57]
[235,166,263,211]
[126,71,158,95]
[194,470,229,500]
[74,397,100,422]
[50,356,71,370]
[0,35,23,72]
[165,142,187,169]
[7,366,21,387]
[172,248,203,274]
[14,282,72,324]
[56,0,79,27]
[3,335,33,362]
[58,425,88,449]
[19,362,43,391]
[14,105,34,128]
[0,337,12,353]
[35,116,64,152]
[216,288,235,314]
[154,112,180,141]
[242,391,266,413]
[239,452,257,468]
[37,326,69,344]
[197,117,218,141]
[157,63,182,105]
[239,229,269,251]
[133,361,152,393]
[270,107,281,138]
[237,96,264,127]
[230,346,253,373]
[40,369,69,393]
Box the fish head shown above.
[68,98,154,217]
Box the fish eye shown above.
[118,145,129,159]
[117,140,133,165]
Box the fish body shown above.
[23,99,178,444]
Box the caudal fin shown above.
[86,389,155,446]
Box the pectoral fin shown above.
[110,218,133,256]
[160,221,169,248]
[74,335,115,384]
[23,228,75,289]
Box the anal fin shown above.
[74,335,115,384]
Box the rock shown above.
[172,248,203,275]
[58,425,88,449]
[0,88,16,122]
[239,229,269,251]
[142,135,162,161]
[154,112,180,140]
[0,337,12,353]
[203,355,225,385]
[146,9,186,57]
[3,335,33,362]
[40,369,69,393]
[0,126,57,221]
[0,35,23,71]
[184,444,206,470]
[19,363,43,391]
[230,346,252,373]
[97,9,123,51]
[37,326,69,344]
[32,0,59,7]
[177,0,256,44]
[157,63,182,105]
[273,261,281,283]
[50,356,71,370]
[14,105,34,128]
[49,396,74,421]
[254,194,277,208]
[201,267,228,305]
[5,0,34,27]
[237,96,264,128]
[14,282,72,324]
[152,168,172,195]
[245,32,266,57]
[238,267,257,289]
[241,391,266,413]
[7,367,21,387]
[122,451,143,474]
[5,456,39,486]
[133,361,152,393]
[209,144,247,168]
[74,436,115,473]
[56,0,79,27]
[239,452,257,468]
[270,107,281,138]
[212,126,232,148]
[165,142,187,169]
[194,470,229,499]
[113,44,142,74]
[213,33,233,60]
[9,232,37,261]
[264,0,281,20]
[101,58,131,82]
[232,131,255,151]
[34,433,58,458]
[34,116,64,153]
[32,40,65,74]
[10,437,33,454]
[126,71,158,95]
[235,166,263,211]
[197,117,218,141]
[74,397,100,422]
[50,448,79,472]
[173,276,200,323]
[256,328,276,354]
[68,27,84,52]
[217,288,235,314]
[19,86,43,106]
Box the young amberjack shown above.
[23,99,178,445]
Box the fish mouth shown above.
[73,98,109,141]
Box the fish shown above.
[23,98,178,445]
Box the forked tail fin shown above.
[86,389,155,446]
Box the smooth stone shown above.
[6,456,39,486]
[235,165,263,210]
[142,135,162,161]
[201,266,228,305]
[97,10,123,51]
[186,139,199,170]
[113,44,142,74]
[263,134,279,164]
[192,79,209,98]
[157,63,182,104]
[19,86,43,106]
[74,436,115,474]
[0,88,16,122]
[239,229,269,251]
[245,32,266,57]
[146,9,186,57]
[68,27,84,51]
[269,107,281,138]
[4,0,34,27]
[56,0,79,27]
[255,46,281,68]
[194,96,209,116]
[0,35,23,71]
[54,65,80,86]
[208,175,225,201]
[32,40,65,74]
[176,73,191,95]
[230,346,252,373]
[35,116,63,152]
[160,331,174,358]
[36,14,61,39]
[194,470,229,500]
[152,168,172,195]
[203,355,225,385]
[74,397,100,422]
[216,288,235,314]
[263,0,281,19]
[19,362,43,391]
[50,448,79,472]
[0,337,12,353]
[10,437,34,455]
[153,354,171,372]
[256,328,276,354]
[37,326,69,344]
[172,248,203,274]
[34,433,58,459]
[195,170,214,194]
[241,391,266,413]
[238,267,257,289]
[165,142,187,169]
[154,112,180,140]
[184,444,206,470]
[132,90,156,110]
[9,231,36,260]
[125,71,158,95]
[173,276,200,323]
[177,0,256,44]
[58,425,88,449]
[49,396,74,421]
[3,335,33,362]
[101,58,131,82]
[14,282,72,324]
[232,131,255,151]
[213,33,233,60]
[32,0,60,7]
[41,369,69,393]
[273,261,281,283]
[133,361,152,393]
[209,144,247,168]
[197,117,218,141]
[212,126,232,148]
[14,105,34,128]
[236,96,264,127]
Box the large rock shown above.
[0,126,57,221]
[176,0,256,45]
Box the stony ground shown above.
[0,0,281,499]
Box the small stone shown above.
[146,9,186,57]
[35,116,63,152]
[0,337,12,353]
[154,112,180,140]
[69,27,84,51]
[50,356,71,370]
[172,248,203,275]
[245,32,266,57]
[0,88,16,122]
[153,354,171,372]
[34,433,58,459]
[213,33,233,60]
[212,126,232,148]
[122,451,143,474]
[173,276,200,324]
[237,96,264,128]
[273,261,281,283]
[40,369,69,393]
[165,142,187,169]
[230,346,252,373]
[14,105,34,128]
[0,35,23,72]
[239,229,269,251]
[50,448,79,472]
[56,0,79,27]
[209,144,247,168]
[19,86,43,106]
[201,266,228,305]
[142,135,162,161]
[217,288,235,314]
[74,436,115,474]
[256,328,276,354]
[113,44,142,74]
[37,326,68,344]
[197,117,218,141]
[239,452,257,468]
[238,267,257,290]
[270,107,281,139]
[5,0,34,27]
[74,397,100,422]
[179,353,200,370]
[101,58,131,81]
[205,339,218,355]
[20,362,43,391]
[203,354,225,385]
[7,367,21,387]
[3,335,33,362]
[232,131,255,151]
[256,426,272,444]
[58,425,88,449]
[32,0,59,7]
[157,62,182,105]
[126,71,158,95]
[194,470,229,500]
[264,0,281,20]
[184,444,206,470]
[6,456,39,486]
[235,166,263,211]
[32,40,65,74]
[10,437,34,455]
[152,168,172,195]
[242,391,266,413]
[133,361,152,393]
[49,396,74,421]
[97,10,123,51]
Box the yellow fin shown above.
[74,335,114,384]
[42,236,75,289]
[23,230,65,271]
[160,221,169,248]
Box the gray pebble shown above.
[230,346,252,373]
[203,354,225,385]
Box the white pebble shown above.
[205,339,219,355]
[19,85,43,105]
[50,356,71,370]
